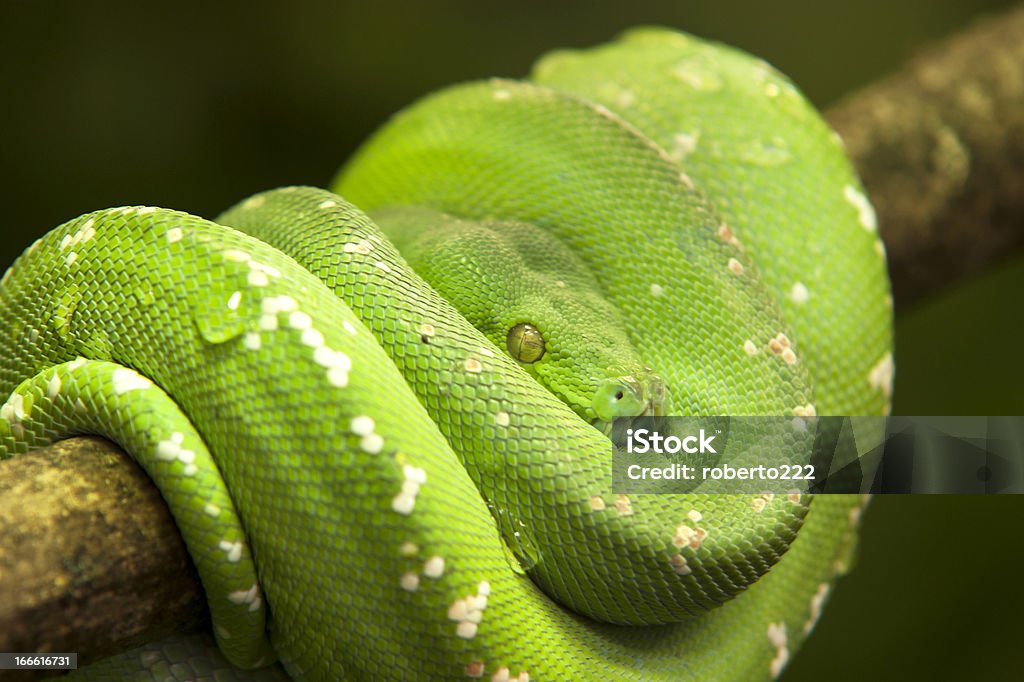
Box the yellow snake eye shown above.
[507,323,545,364]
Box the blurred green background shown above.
[2,1,1022,679]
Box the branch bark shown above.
[2,3,1024,675]
[0,438,206,677]
[826,3,1024,308]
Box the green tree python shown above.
[0,28,893,681]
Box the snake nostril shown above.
[614,390,624,401]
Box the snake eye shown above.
[506,323,545,364]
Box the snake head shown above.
[591,369,666,427]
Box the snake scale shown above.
[0,28,892,681]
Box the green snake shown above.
[0,28,892,681]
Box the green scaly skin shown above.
[366,205,667,425]
[0,28,890,681]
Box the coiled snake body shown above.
[0,28,892,681]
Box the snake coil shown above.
[0,28,891,681]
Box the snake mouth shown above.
[592,372,665,417]
[590,399,659,436]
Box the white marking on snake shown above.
[259,314,278,331]
[112,369,152,395]
[767,622,789,678]
[250,261,281,278]
[288,311,312,330]
[464,358,482,373]
[400,572,419,592]
[242,195,265,210]
[65,252,78,267]
[327,364,352,385]
[790,282,809,304]
[248,270,269,287]
[678,172,696,190]
[764,82,781,97]
[405,465,427,485]
[491,668,509,682]
[224,250,251,263]
[166,227,183,244]
[495,411,510,427]
[351,416,374,436]
[156,438,180,461]
[790,401,815,417]
[137,207,156,215]
[47,373,62,399]
[360,432,383,454]
[650,283,664,297]
[687,510,702,522]
[744,340,758,355]
[456,622,478,639]
[219,540,244,563]
[1,394,25,422]
[670,553,692,575]
[728,258,744,275]
[227,583,262,612]
[399,542,418,557]
[261,298,280,315]
[804,583,831,634]
[267,295,297,312]
[318,200,337,209]
[448,598,469,621]
[244,332,261,351]
[343,240,374,255]
[315,347,352,370]
[615,494,633,515]
[781,348,798,365]
[589,496,606,511]
[868,352,894,398]
[392,493,415,516]
[423,556,445,579]
[843,185,877,231]
[204,503,221,518]
[344,320,357,335]
[673,524,695,548]
[392,465,426,515]
[374,261,391,272]
[227,291,242,311]
[465,661,485,678]
[302,328,324,348]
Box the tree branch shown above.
[825,3,1024,308]
[3,4,1024,675]
[0,438,206,678]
